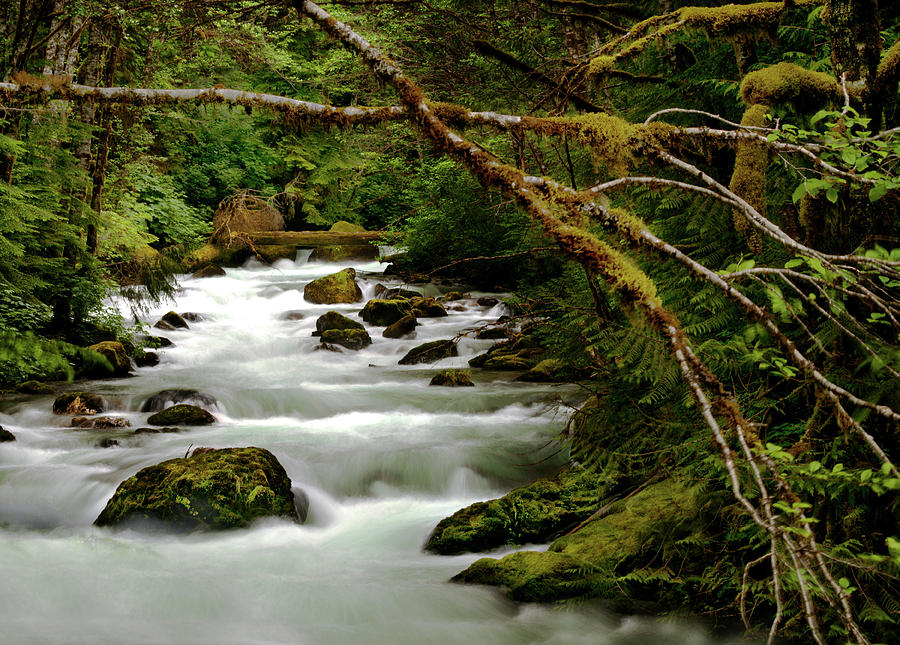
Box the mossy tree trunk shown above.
[823,0,882,116]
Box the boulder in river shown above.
[515,359,568,383]
[316,311,365,334]
[449,479,721,607]
[359,299,412,326]
[84,341,132,378]
[426,466,603,554]
[469,333,544,371]
[181,312,204,323]
[134,426,181,435]
[303,268,363,304]
[134,351,160,368]
[398,339,458,365]
[94,447,301,531]
[141,389,218,413]
[320,328,372,350]
[192,264,226,279]
[154,320,177,331]
[477,297,500,307]
[160,311,189,329]
[53,392,106,415]
[410,297,448,318]
[0,426,15,442]
[147,404,216,426]
[383,314,418,339]
[429,369,474,387]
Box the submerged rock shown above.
[316,311,365,334]
[309,245,378,262]
[181,312,204,323]
[141,389,218,413]
[53,392,106,415]
[398,340,458,365]
[280,310,305,321]
[0,426,15,442]
[71,416,131,429]
[320,328,372,350]
[147,404,215,426]
[303,268,363,304]
[426,466,603,554]
[192,264,226,279]
[359,299,412,326]
[383,314,418,339]
[85,341,132,378]
[134,426,181,434]
[94,447,301,531]
[429,369,474,387]
[134,351,160,368]
[450,479,721,607]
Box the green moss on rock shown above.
[16,380,54,394]
[426,466,604,554]
[94,447,300,531]
[147,404,216,426]
[320,328,372,350]
[303,268,363,304]
[329,220,366,233]
[383,314,418,338]
[192,264,226,279]
[316,311,365,334]
[309,245,378,262]
[360,298,413,326]
[515,359,568,382]
[398,339,458,365]
[84,341,132,377]
[429,369,474,387]
[451,479,721,608]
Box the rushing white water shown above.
[0,255,745,644]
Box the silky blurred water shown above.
[0,254,745,644]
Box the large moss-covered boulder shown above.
[95,447,301,531]
[0,426,15,442]
[53,392,106,415]
[160,311,189,329]
[426,466,603,554]
[316,311,365,334]
[320,328,372,351]
[303,268,363,304]
[147,404,216,426]
[410,297,448,318]
[383,314,418,339]
[451,480,720,606]
[84,341,132,378]
[359,299,413,326]
[515,359,569,383]
[398,339,458,365]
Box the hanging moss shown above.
[728,104,770,252]
[740,62,840,109]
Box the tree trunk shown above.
[823,0,882,116]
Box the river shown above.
[0,254,745,644]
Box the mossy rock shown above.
[329,220,366,233]
[161,311,189,329]
[410,297,448,318]
[134,351,160,367]
[398,339,458,365]
[84,341,132,378]
[515,359,568,383]
[53,392,106,415]
[134,426,181,435]
[426,466,603,554]
[316,311,365,334]
[452,551,590,602]
[0,426,15,442]
[141,389,217,413]
[441,291,466,301]
[383,314,418,339]
[320,328,372,351]
[147,404,216,426]
[185,243,249,270]
[451,479,720,608]
[256,244,297,263]
[381,287,422,300]
[309,245,378,262]
[94,447,301,531]
[192,264,226,279]
[16,380,54,394]
[476,327,510,340]
[429,369,474,387]
[470,334,544,371]
[359,298,413,326]
[303,268,363,304]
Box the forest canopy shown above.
[1,1,899,643]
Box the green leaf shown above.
[869,183,889,202]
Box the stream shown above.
[0,254,746,644]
